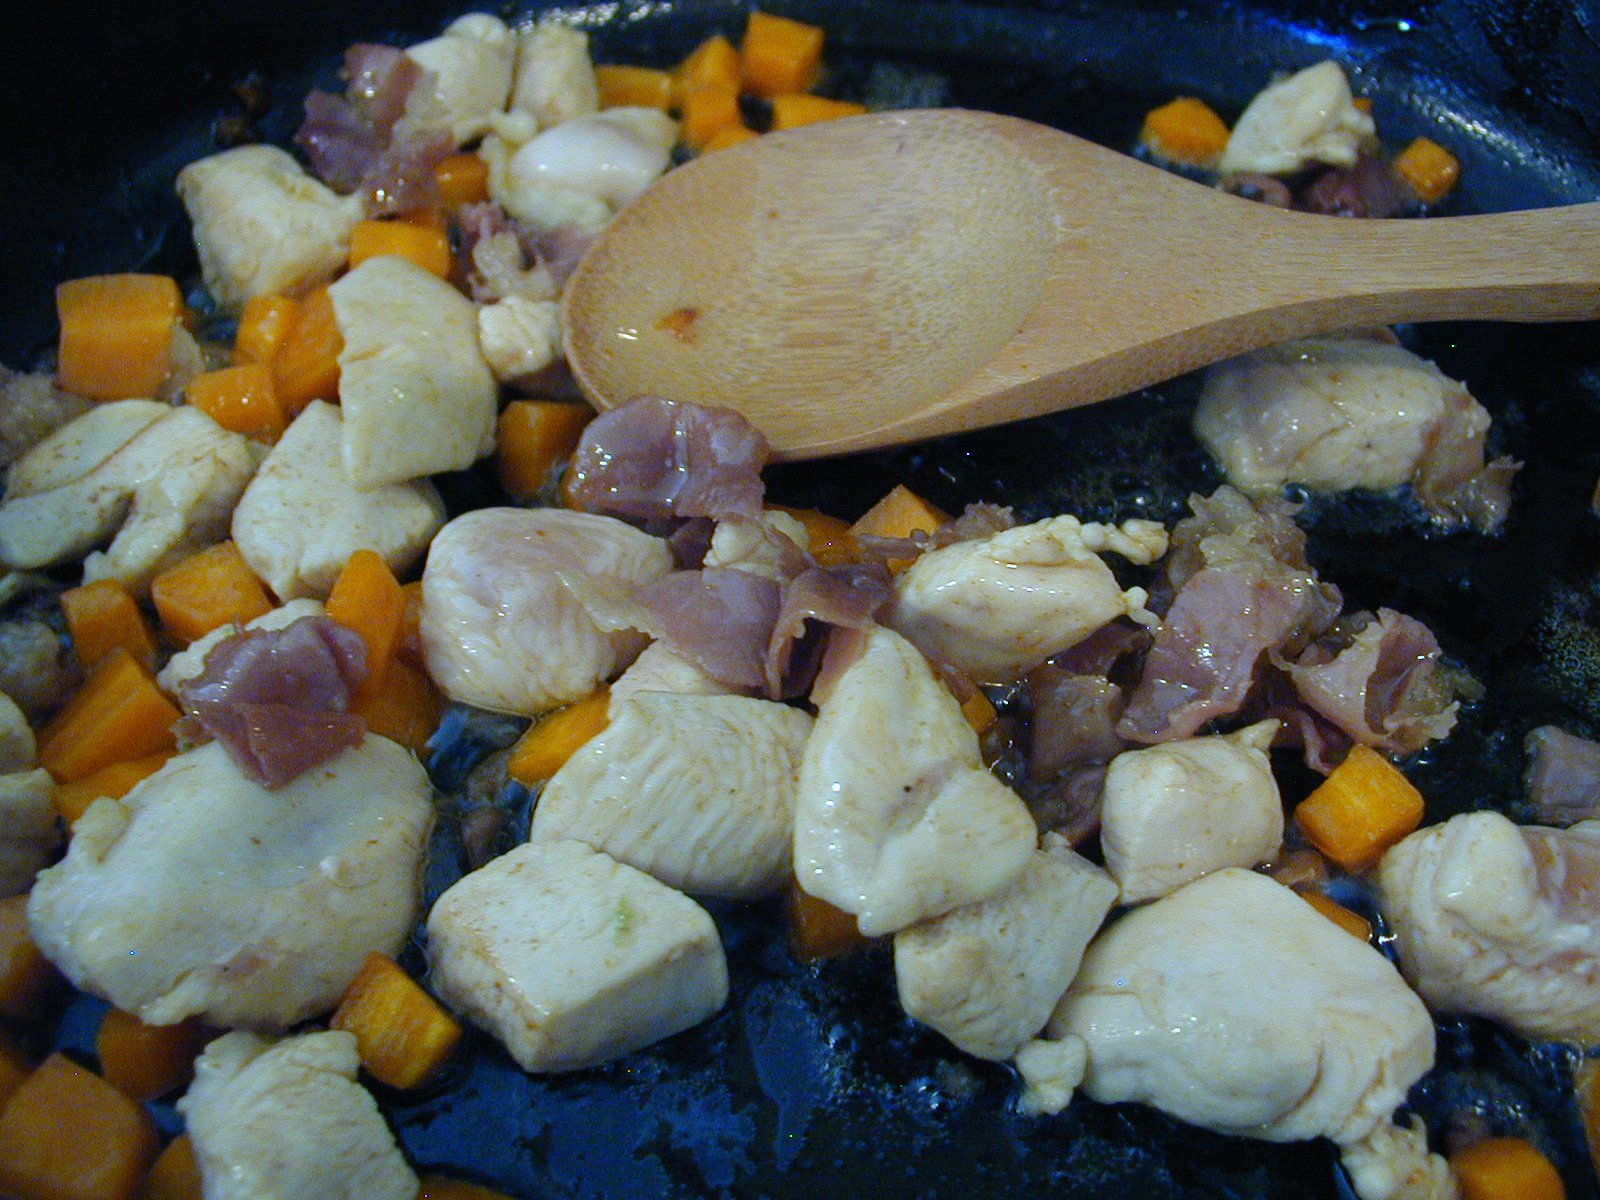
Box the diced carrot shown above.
[95,1012,212,1103]
[1140,96,1231,168]
[53,752,173,828]
[1299,890,1373,941]
[231,294,301,367]
[1352,95,1375,114]
[36,649,180,785]
[700,124,758,153]
[506,689,610,785]
[351,658,441,754]
[330,952,462,1090]
[397,581,427,669]
[417,1177,519,1200]
[680,82,744,151]
[325,550,407,695]
[770,505,858,566]
[850,484,950,573]
[137,1135,202,1200]
[0,895,57,1023]
[961,688,997,735]
[496,400,593,498]
[434,152,490,208]
[595,64,674,110]
[397,205,450,233]
[0,1052,161,1200]
[184,362,287,443]
[56,275,183,402]
[740,11,825,97]
[769,93,867,131]
[149,541,273,645]
[1393,136,1460,206]
[1293,744,1426,872]
[786,878,869,960]
[673,34,741,106]
[270,285,342,417]
[347,219,453,279]
[60,579,157,672]
[1451,1136,1566,1200]
[0,1031,32,1111]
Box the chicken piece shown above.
[1218,60,1375,177]
[420,507,671,716]
[405,13,516,147]
[476,295,562,388]
[28,737,433,1030]
[490,112,672,232]
[1339,1118,1460,1200]
[510,18,599,129]
[328,256,498,490]
[180,1030,417,1200]
[2,399,168,499]
[1049,868,1434,1146]
[0,368,91,475]
[1378,810,1600,1044]
[703,509,810,582]
[0,769,58,897]
[607,641,732,707]
[176,144,364,311]
[1013,1035,1090,1117]
[231,401,445,601]
[793,624,1037,936]
[0,406,264,594]
[888,515,1166,683]
[0,690,35,773]
[1100,720,1284,904]
[426,839,727,1072]
[158,599,325,693]
[531,691,813,898]
[894,833,1117,1060]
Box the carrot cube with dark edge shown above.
[35,649,180,785]
[740,11,825,97]
[787,878,870,960]
[95,1010,213,1102]
[56,274,182,402]
[52,751,173,827]
[60,579,157,671]
[325,549,407,696]
[149,541,273,645]
[185,362,287,443]
[137,1134,203,1200]
[496,400,592,498]
[270,284,342,416]
[330,952,462,1089]
[1293,744,1425,872]
[506,689,610,785]
[1450,1136,1566,1200]
[0,894,57,1022]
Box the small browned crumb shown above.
[656,307,700,343]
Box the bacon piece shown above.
[177,616,368,790]
[634,568,780,693]
[1525,726,1600,827]
[764,562,892,698]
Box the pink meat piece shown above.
[1025,666,1128,782]
[635,568,781,693]
[854,501,1016,567]
[765,562,893,698]
[178,616,368,790]
[1525,726,1600,827]
[565,397,770,523]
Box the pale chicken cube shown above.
[0,690,35,773]
[158,599,325,693]
[420,507,671,716]
[0,769,59,897]
[1378,811,1600,1044]
[491,113,671,232]
[894,833,1117,1060]
[1050,869,1434,1147]
[703,509,810,581]
[28,737,433,1030]
[530,691,813,898]
[607,641,732,707]
[1100,720,1284,904]
[510,19,600,128]
[231,401,445,601]
[176,145,364,311]
[793,624,1037,936]
[0,406,263,594]
[426,839,728,1072]
[1013,1035,1090,1117]
[4,399,168,499]
[1339,1118,1460,1200]
[1218,60,1375,177]
[476,295,562,388]
[888,515,1166,683]
[405,14,517,147]
[180,1030,417,1200]
[328,256,498,489]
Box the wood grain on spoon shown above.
[562,109,1600,460]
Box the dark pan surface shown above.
[2,1,1599,1197]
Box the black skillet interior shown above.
[3,1,1600,1197]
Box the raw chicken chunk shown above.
[426,839,728,1072]
[181,1030,417,1200]
[510,19,599,129]
[405,14,516,146]
[607,641,731,707]
[894,833,1117,1060]
[176,144,363,311]
[531,691,813,898]
[703,509,810,582]
[420,507,671,716]
[477,295,562,388]
[4,399,167,499]
[1100,720,1283,903]
[328,256,498,489]
[1378,811,1600,1044]
[231,401,445,600]
[28,737,433,1030]
[793,624,1037,936]
[1050,868,1434,1147]
[1218,61,1374,177]
[889,515,1166,682]
[0,769,58,897]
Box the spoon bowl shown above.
[562,109,1600,460]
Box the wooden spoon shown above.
[562,109,1600,461]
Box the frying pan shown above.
[2,1,1599,1197]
